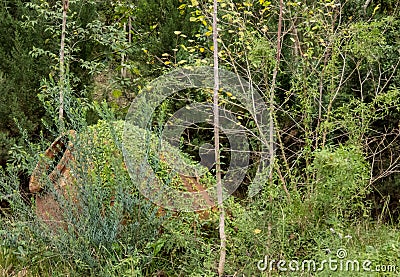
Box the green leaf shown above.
[112,89,122,98]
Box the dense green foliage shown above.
[1,0,400,276]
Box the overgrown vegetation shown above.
[1,0,400,276]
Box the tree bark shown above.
[121,23,126,78]
[266,0,283,255]
[212,0,226,276]
[268,0,283,180]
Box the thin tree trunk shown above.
[127,16,132,72]
[363,0,372,15]
[267,0,283,254]
[59,0,68,123]
[121,17,132,79]
[212,0,225,275]
[121,23,126,78]
[269,0,283,180]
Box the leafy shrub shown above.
[0,117,221,275]
[310,145,371,224]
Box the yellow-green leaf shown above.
[112,89,122,98]
[372,4,380,15]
